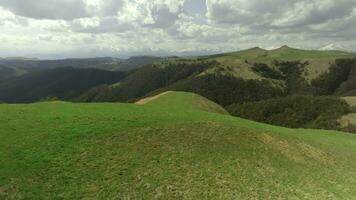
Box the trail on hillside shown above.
[135,91,172,105]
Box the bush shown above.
[251,63,284,80]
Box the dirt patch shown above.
[295,142,328,163]
[259,133,303,162]
[258,133,329,163]
[135,91,172,105]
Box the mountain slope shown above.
[0,67,126,103]
[0,56,161,74]
[0,91,355,199]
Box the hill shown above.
[78,49,356,106]
[2,47,356,132]
[0,67,126,103]
[0,91,355,199]
[0,56,161,75]
[77,60,286,106]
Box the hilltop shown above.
[1,91,355,199]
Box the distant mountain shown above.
[0,65,17,80]
[0,56,161,75]
[0,67,126,103]
[0,57,39,61]
[319,44,347,51]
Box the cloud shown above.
[117,0,185,28]
[0,0,89,20]
[84,0,125,17]
[1,0,356,58]
[206,0,356,29]
[70,17,132,33]
[0,0,126,20]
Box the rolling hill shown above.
[77,47,356,106]
[79,46,356,104]
[1,46,356,132]
[1,91,355,199]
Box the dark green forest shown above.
[0,67,126,103]
[226,95,350,130]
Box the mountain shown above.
[1,91,355,198]
[0,56,161,75]
[0,67,126,103]
[79,46,356,105]
[0,65,17,80]
[319,44,347,51]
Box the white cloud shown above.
[0,0,356,58]
[0,0,89,20]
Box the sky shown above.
[0,0,356,59]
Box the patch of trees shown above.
[252,61,311,95]
[312,59,356,95]
[252,63,284,80]
[166,74,284,106]
[226,95,350,130]
[275,60,311,95]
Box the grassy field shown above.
[1,92,356,199]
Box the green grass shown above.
[1,92,356,199]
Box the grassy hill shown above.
[1,91,356,199]
[2,46,355,105]
[188,46,355,81]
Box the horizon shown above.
[1,0,356,59]
[1,45,354,60]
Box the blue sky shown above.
[0,0,355,59]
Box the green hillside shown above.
[165,46,355,81]
[1,92,356,199]
[210,46,353,61]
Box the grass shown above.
[1,92,356,199]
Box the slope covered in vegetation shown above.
[0,67,126,103]
[1,92,356,199]
[227,95,350,130]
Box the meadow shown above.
[1,92,356,199]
